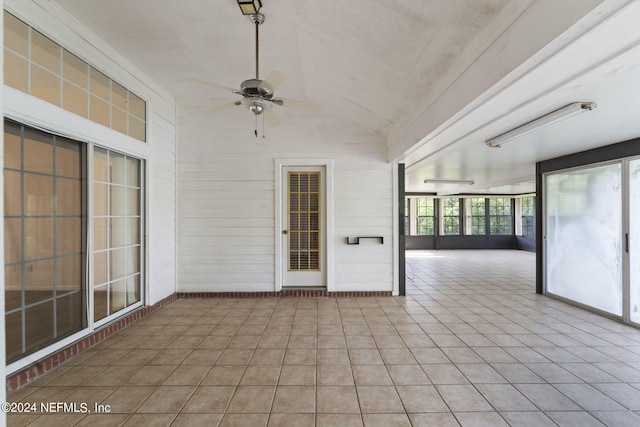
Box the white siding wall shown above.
[3,0,177,305]
[178,103,394,293]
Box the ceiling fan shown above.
[190,4,322,136]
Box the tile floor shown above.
[7,250,640,426]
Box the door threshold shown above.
[282,286,327,291]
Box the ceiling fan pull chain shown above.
[255,114,258,137]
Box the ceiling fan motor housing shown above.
[241,78,273,98]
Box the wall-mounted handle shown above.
[346,236,384,245]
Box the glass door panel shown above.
[630,159,640,323]
[545,163,623,315]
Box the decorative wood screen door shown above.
[282,166,325,287]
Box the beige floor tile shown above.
[163,364,210,385]
[250,348,286,366]
[545,411,607,427]
[500,411,558,427]
[84,365,141,387]
[475,384,537,411]
[271,386,315,413]
[182,386,235,413]
[411,348,450,364]
[514,384,581,411]
[136,385,195,413]
[279,365,316,385]
[216,349,253,365]
[361,413,412,427]
[227,335,261,349]
[112,349,161,366]
[387,364,430,385]
[554,383,626,410]
[591,410,640,427]
[122,413,176,426]
[201,366,246,385]
[44,366,105,387]
[73,414,131,426]
[317,365,354,386]
[287,335,317,349]
[267,413,315,427]
[436,385,493,412]
[283,349,316,365]
[316,414,363,427]
[27,413,90,427]
[148,348,192,365]
[317,386,360,413]
[125,365,175,386]
[182,349,222,365]
[380,348,418,365]
[99,386,156,413]
[258,335,290,348]
[318,349,351,365]
[171,413,223,427]
[349,349,384,365]
[409,413,460,427]
[396,385,448,413]
[240,366,281,385]
[166,335,204,349]
[454,412,509,427]
[421,364,469,384]
[346,335,376,349]
[457,363,507,384]
[352,365,393,385]
[198,336,232,349]
[318,335,347,349]
[356,386,405,413]
[226,386,275,413]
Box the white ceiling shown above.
[52,0,640,194]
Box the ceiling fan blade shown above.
[206,101,239,115]
[264,108,280,127]
[260,70,288,92]
[274,97,323,114]
[188,77,239,94]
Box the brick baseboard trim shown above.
[6,293,177,394]
[178,290,393,298]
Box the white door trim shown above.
[275,159,334,292]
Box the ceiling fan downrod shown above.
[250,13,264,80]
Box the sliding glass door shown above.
[545,163,623,315]
[630,159,640,324]
[545,158,640,325]
[4,122,86,363]
[4,120,145,365]
[93,148,143,323]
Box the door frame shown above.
[275,159,334,292]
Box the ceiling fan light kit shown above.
[237,0,262,15]
[485,102,597,148]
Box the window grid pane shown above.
[3,121,86,363]
[489,197,512,235]
[442,198,460,235]
[3,11,147,142]
[93,148,143,322]
[416,198,435,235]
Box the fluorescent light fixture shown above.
[486,102,597,148]
[424,179,475,185]
[237,0,262,15]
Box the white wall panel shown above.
[177,104,394,293]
